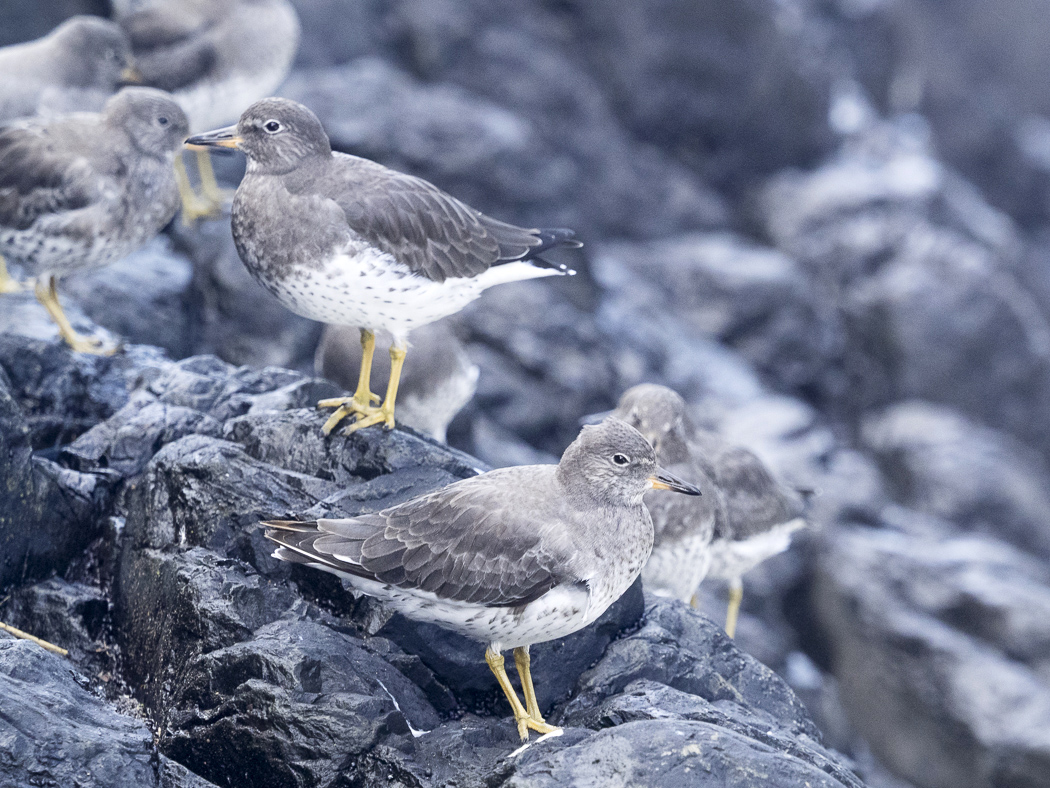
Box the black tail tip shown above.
[537,227,584,249]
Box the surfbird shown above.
[0,16,136,124]
[0,87,188,353]
[610,383,805,637]
[316,319,479,443]
[188,97,581,434]
[113,0,301,220]
[264,418,701,741]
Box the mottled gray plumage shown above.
[188,97,579,432]
[0,16,134,122]
[113,0,300,131]
[315,321,478,442]
[0,87,188,278]
[264,418,698,642]
[611,383,805,602]
[265,417,699,740]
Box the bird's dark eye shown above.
[264,120,281,133]
[157,116,169,126]
[612,453,630,466]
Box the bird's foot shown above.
[179,193,224,224]
[341,402,396,434]
[318,394,382,435]
[0,276,22,294]
[514,713,561,742]
[64,332,120,356]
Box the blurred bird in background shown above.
[0,88,188,352]
[112,0,301,221]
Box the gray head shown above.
[47,16,134,91]
[102,87,189,158]
[557,417,701,506]
[237,98,332,174]
[612,384,694,462]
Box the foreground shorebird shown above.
[0,16,136,122]
[113,0,301,220]
[188,97,580,433]
[611,384,805,637]
[264,418,701,740]
[0,87,188,352]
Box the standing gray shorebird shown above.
[0,87,188,353]
[113,0,301,221]
[188,97,580,434]
[264,418,701,741]
[611,384,805,638]
[0,16,136,123]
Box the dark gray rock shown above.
[62,237,195,360]
[568,0,836,197]
[0,638,218,788]
[815,526,1050,788]
[163,619,441,788]
[0,365,111,590]
[4,578,110,671]
[562,594,818,739]
[172,222,322,373]
[862,400,1050,558]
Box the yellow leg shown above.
[514,646,560,734]
[35,276,116,355]
[342,341,405,433]
[195,148,225,205]
[724,577,743,639]
[689,593,699,609]
[0,255,23,293]
[319,328,382,434]
[174,152,223,224]
[486,647,554,742]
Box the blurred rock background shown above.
[3,1,1050,787]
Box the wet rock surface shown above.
[5,2,1050,787]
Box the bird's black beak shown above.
[185,125,242,150]
[648,468,702,496]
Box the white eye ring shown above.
[612,453,630,466]
[264,120,281,133]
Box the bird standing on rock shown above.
[611,383,806,638]
[113,0,301,221]
[0,16,137,124]
[188,97,580,434]
[0,87,188,353]
[264,418,702,741]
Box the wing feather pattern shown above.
[264,469,578,607]
[315,154,580,282]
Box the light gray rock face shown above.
[591,232,838,399]
[862,401,1050,558]
[815,526,1050,788]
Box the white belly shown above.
[268,248,562,341]
[706,518,805,582]
[642,531,714,603]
